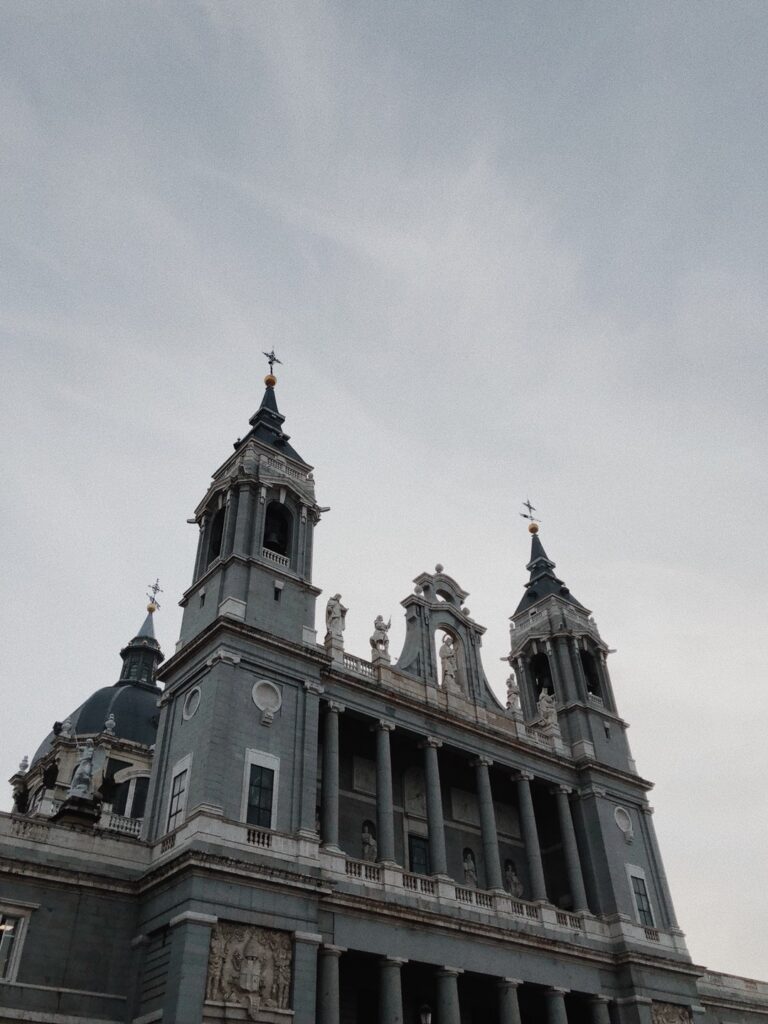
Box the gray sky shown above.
[2,1,767,980]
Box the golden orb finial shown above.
[528,522,539,534]
[147,601,157,613]
[264,373,277,387]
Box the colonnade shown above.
[315,946,613,1024]
[319,702,589,911]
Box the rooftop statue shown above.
[369,615,391,655]
[325,594,347,640]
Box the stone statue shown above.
[505,673,521,712]
[361,823,377,862]
[18,755,29,773]
[369,615,391,655]
[439,634,458,689]
[206,923,292,1019]
[462,849,478,889]
[325,593,347,639]
[103,713,116,735]
[504,860,524,898]
[537,688,557,726]
[60,718,73,739]
[68,739,95,799]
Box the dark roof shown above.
[246,382,308,465]
[513,531,588,615]
[31,682,160,765]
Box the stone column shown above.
[321,702,344,850]
[421,737,448,876]
[435,968,462,1024]
[497,978,523,1024]
[193,514,208,582]
[298,680,324,835]
[545,641,562,700]
[589,995,612,1024]
[380,956,406,1024]
[375,720,396,863]
[544,986,569,1024]
[515,771,547,901]
[569,639,589,701]
[292,931,322,1024]
[554,785,589,912]
[162,911,217,1024]
[472,756,503,890]
[317,945,344,1024]
[516,656,534,719]
[233,483,255,556]
[221,487,239,558]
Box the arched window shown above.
[529,652,553,698]
[206,506,225,566]
[580,650,602,698]
[263,501,292,558]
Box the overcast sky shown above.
[2,0,767,980]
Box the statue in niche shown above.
[504,859,524,898]
[206,923,292,1018]
[103,713,116,735]
[325,593,347,639]
[537,688,557,726]
[439,634,458,689]
[68,739,95,799]
[462,848,478,888]
[361,821,378,862]
[505,672,521,712]
[369,615,391,655]
[651,1004,693,1024]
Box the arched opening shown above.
[206,506,225,566]
[263,501,292,558]
[529,652,553,698]
[580,650,602,698]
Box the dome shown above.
[31,681,161,766]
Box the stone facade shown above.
[1,378,766,1024]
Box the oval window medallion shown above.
[182,686,202,721]
[614,806,634,843]
[252,679,282,726]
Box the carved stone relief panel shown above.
[403,766,426,817]
[450,788,480,827]
[493,801,521,839]
[206,922,292,1020]
[651,1003,692,1024]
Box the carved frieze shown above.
[206,922,292,1019]
[651,1003,692,1024]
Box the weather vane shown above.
[520,499,540,523]
[147,579,163,609]
[263,349,282,374]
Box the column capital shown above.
[471,754,493,768]
[373,719,396,732]
[547,986,570,996]
[293,930,323,944]
[554,783,573,796]
[320,944,347,957]
[169,911,217,928]
[382,955,408,965]
[419,736,443,749]
[303,679,325,695]
[641,804,655,815]
[499,977,523,988]
[327,700,345,714]
[514,769,534,782]
[436,967,464,977]
[588,995,612,1004]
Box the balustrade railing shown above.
[345,858,381,882]
[105,813,142,837]
[342,653,374,677]
[556,911,583,929]
[247,827,272,848]
[261,547,290,568]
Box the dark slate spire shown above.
[514,525,587,614]
[118,601,164,690]
[247,373,307,465]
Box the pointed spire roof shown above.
[246,375,307,465]
[513,525,587,615]
[118,600,164,688]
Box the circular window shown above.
[182,687,202,721]
[252,679,282,714]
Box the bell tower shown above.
[177,368,323,650]
[508,522,632,772]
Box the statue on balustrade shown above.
[463,848,478,888]
[504,859,524,898]
[325,594,347,639]
[505,672,521,712]
[537,688,558,726]
[361,821,378,862]
[369,615,391,655]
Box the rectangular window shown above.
[246,765,275,827]
[0,914,21,980]
[167,769,188,831]
[631,874,654,927]
[408,834,430,876]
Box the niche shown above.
[263,501,292,558]
[529,652,553,698]
[206,506,225,566]
[580,649,602,698]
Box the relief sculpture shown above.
[206,922,292,1019]
[651,1003,692,1024]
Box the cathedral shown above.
[1,372,765,1024]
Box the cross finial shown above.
[520,499,540,523]
[263,349,282,374]
[146,578,163,610]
